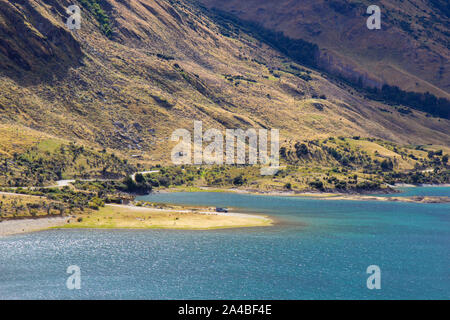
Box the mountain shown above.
[0,0,449,166]
[199,0,450,97]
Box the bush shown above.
[309,180,324,191]
[135,173,144,183]
[295,143,309,157]
[79,0,113,38]
[381,159,394,171]
[233,175,245,186]
[355,181,381,191]
[334,180,347,190]
[88,197,104,210]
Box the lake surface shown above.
[1,188,449,299]
[381,186,450,197]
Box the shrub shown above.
[309,180,324,191]
[381,159,394,171]
[233,175,245,186]
[88,197,104,210]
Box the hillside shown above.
[0,0,449,167]
[199,0,450,98]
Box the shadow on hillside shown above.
[0,0,84,86]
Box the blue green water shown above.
[0,188,449,299]
[381,186,450,197]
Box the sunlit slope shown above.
[199,0,450,97]
[0,0,449,163]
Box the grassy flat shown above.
[59,204,273,230]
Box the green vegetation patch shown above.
[0,142,136,187]
[79,0,113,38]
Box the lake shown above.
[1,187,449,299]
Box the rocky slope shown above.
[0,0,449,164]
[199,0,450,97]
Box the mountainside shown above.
[199,0,450,97]
[0,0,449,166]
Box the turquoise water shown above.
[380,186,450,197]
[0,188,449,299]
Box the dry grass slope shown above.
[0,0,448,165]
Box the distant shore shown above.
[151,185,450,203]
[2,183,448,237]
[392,183,450,187]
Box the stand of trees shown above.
[204,7,449,119]
[367,85,450,119]
[209,8,319,68]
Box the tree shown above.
[135,173,144,183]
[309,180,324,191]
[56,204,65,216]
[381,159,394,171]
[27,203,39,217]
[295,143,309,158]
[233,174,245,186]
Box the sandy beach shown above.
[0,217,68,237]
[108,204,271,220]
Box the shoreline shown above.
[393,183,450,188]
[149,186,450,203]
[57,204,273,231]
[0,204,274,237]
[2,183,448,237]
[107,204,271,220]
[0,217,68,237]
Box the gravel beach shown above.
[0,217,68,237]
